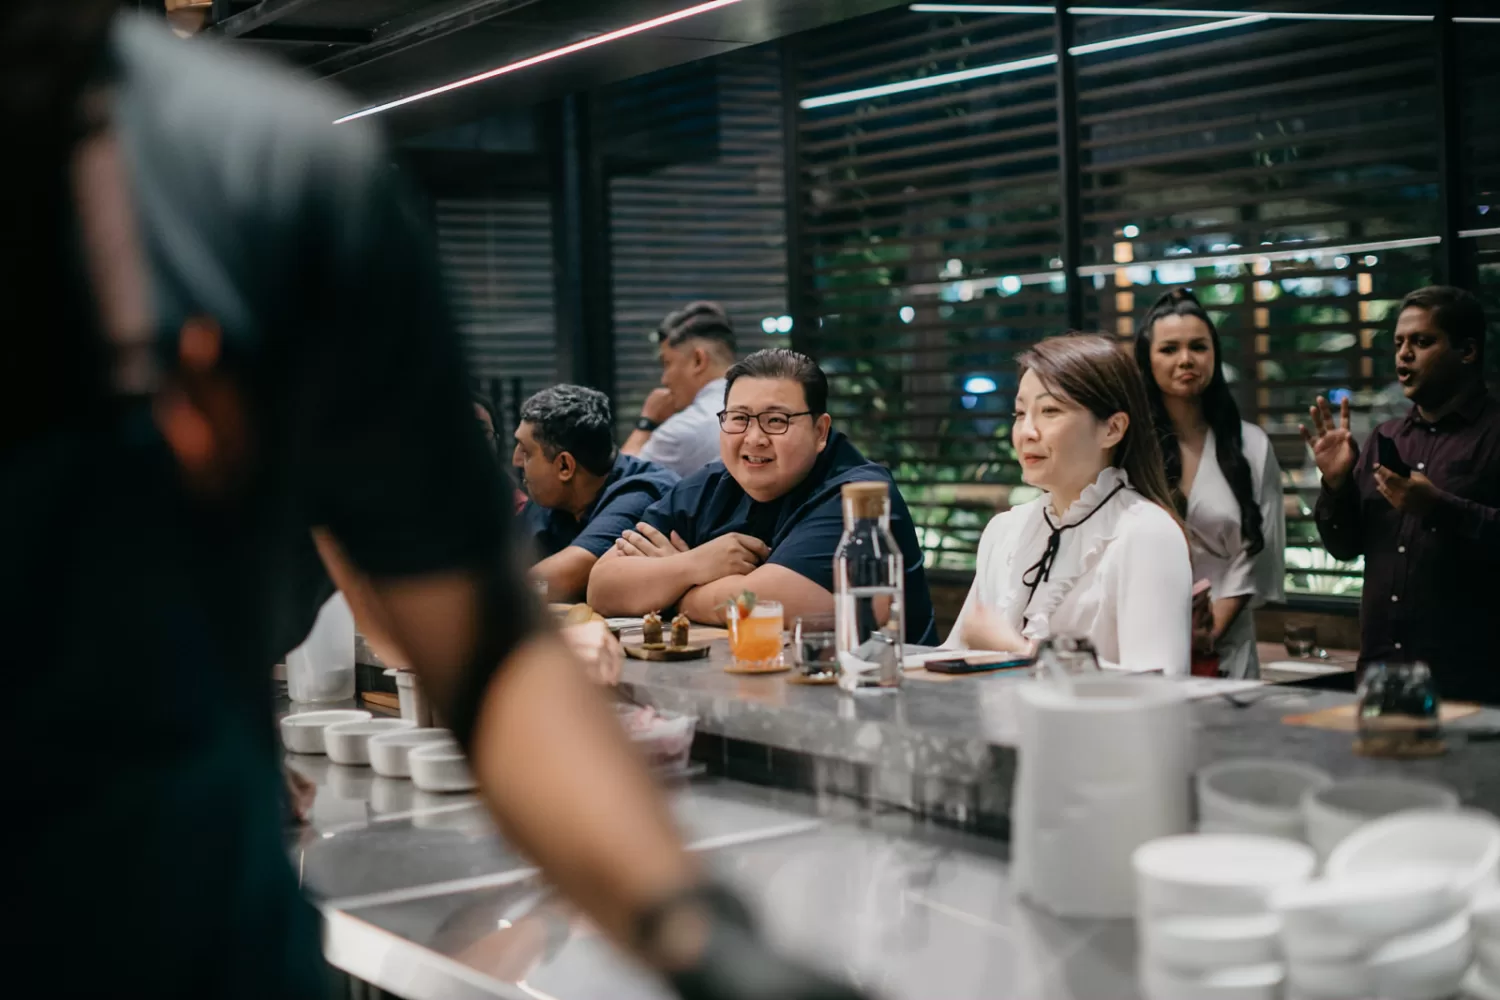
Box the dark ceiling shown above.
[204,0,909,136]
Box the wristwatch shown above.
[636,417,661,432]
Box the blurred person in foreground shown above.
[0,8,861,1000]
[514,385,678,603]
[1134,289,1285,679]
[589,348,938,642]
[620,301,737,476]
[1304,286,1500,704]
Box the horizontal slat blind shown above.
[606,44,788,437]
[796,8,1064,571]
[1073,9,1440,597]
[434,196,558,403]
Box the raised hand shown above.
[1299,395,1358,491]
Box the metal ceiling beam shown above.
[310,0,545,78]
[209,0,320,39]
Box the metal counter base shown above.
[291,754,1138,1000]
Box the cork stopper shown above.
[841,480,889,520]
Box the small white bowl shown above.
[1477,936,1500,983]
[367,727,452,778]
[280,709,371,754]
[1466,964,1500,1000]
[1134,834,1317,918]
[1326,809,1500,903]
[1139,959,1284,1000]
[1197,759,1331,841]
[1285,955,1373,1000]
[409,740,476,793]
[1473,886,1500,938]
[1271,869,1467,961]
[324,718,415,765]
[1302,777,1459,859]
[1141,913,1281,972]
[1367,913,1471,1000]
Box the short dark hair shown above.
[655,301,736,357]
[519,385,616,476]
[1398,285,1488,364]
[470,382,498,429]
[723,348,828,415]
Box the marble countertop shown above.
[621,641,1500,814]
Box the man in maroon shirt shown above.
[1303,286,1500,704]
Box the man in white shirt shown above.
[620,301,735,477]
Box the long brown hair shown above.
[1017,333,1183,527]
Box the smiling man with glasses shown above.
[588,349,937,641]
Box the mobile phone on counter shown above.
[925,653,1034,675]
[1376,433,1411,478]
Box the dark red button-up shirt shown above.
[1315,390,1500,704]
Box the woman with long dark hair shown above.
[1134,289,1285,679]
[944,334,1193,674]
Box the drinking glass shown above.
[792,615,838,677]
[1355,661,1443,758]
[1283,623,1317,658]
[728,600,784,668]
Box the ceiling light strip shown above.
[910,4,1434,21]
[333,0,746,124]
[1457,227,1500,239]
[799,54,1058,109]
[1454,17,1500,23]
[1069,13,1266,55]
[908,2,1054,10]
[1075,236,1441,277]
[1069,6,1431,20]
[804,9,1268,107]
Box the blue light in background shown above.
[1329,388,1352,404]
[963,375,999,395]
[998,275,1022,295]
[774,315,794,334]
[899,306,916,323]
[760,317,776,334]
[961,395,979,409]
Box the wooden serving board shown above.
[622,641,713,662]
[1282,701,1481,732]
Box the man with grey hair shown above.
[515,385,679,602]
[621,301,737,476]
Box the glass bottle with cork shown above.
[833,480,905,692]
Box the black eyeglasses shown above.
[717,410,813,435]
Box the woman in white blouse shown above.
[946,334,1193,674]
[1134,289,1286,679]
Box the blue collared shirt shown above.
[520,453,680,560]
[636,430,938,644]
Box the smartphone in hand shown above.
[1376,433,1412,478]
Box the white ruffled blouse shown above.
[943,467,1193,675]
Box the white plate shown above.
[1326,809,1500,902]
[1134,834,1317,918]
[1368,913,1471,1000]
[1139,959,1283,1000]
[367,727,452,778]
[1272,869,1468,960]
[280,709,371,754]
[1141,913,1281,972]
[324,718,414,766]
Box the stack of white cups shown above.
[1134,834,1316,1000]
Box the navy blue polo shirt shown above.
[520,453,679,560]
[637,430,937,644]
